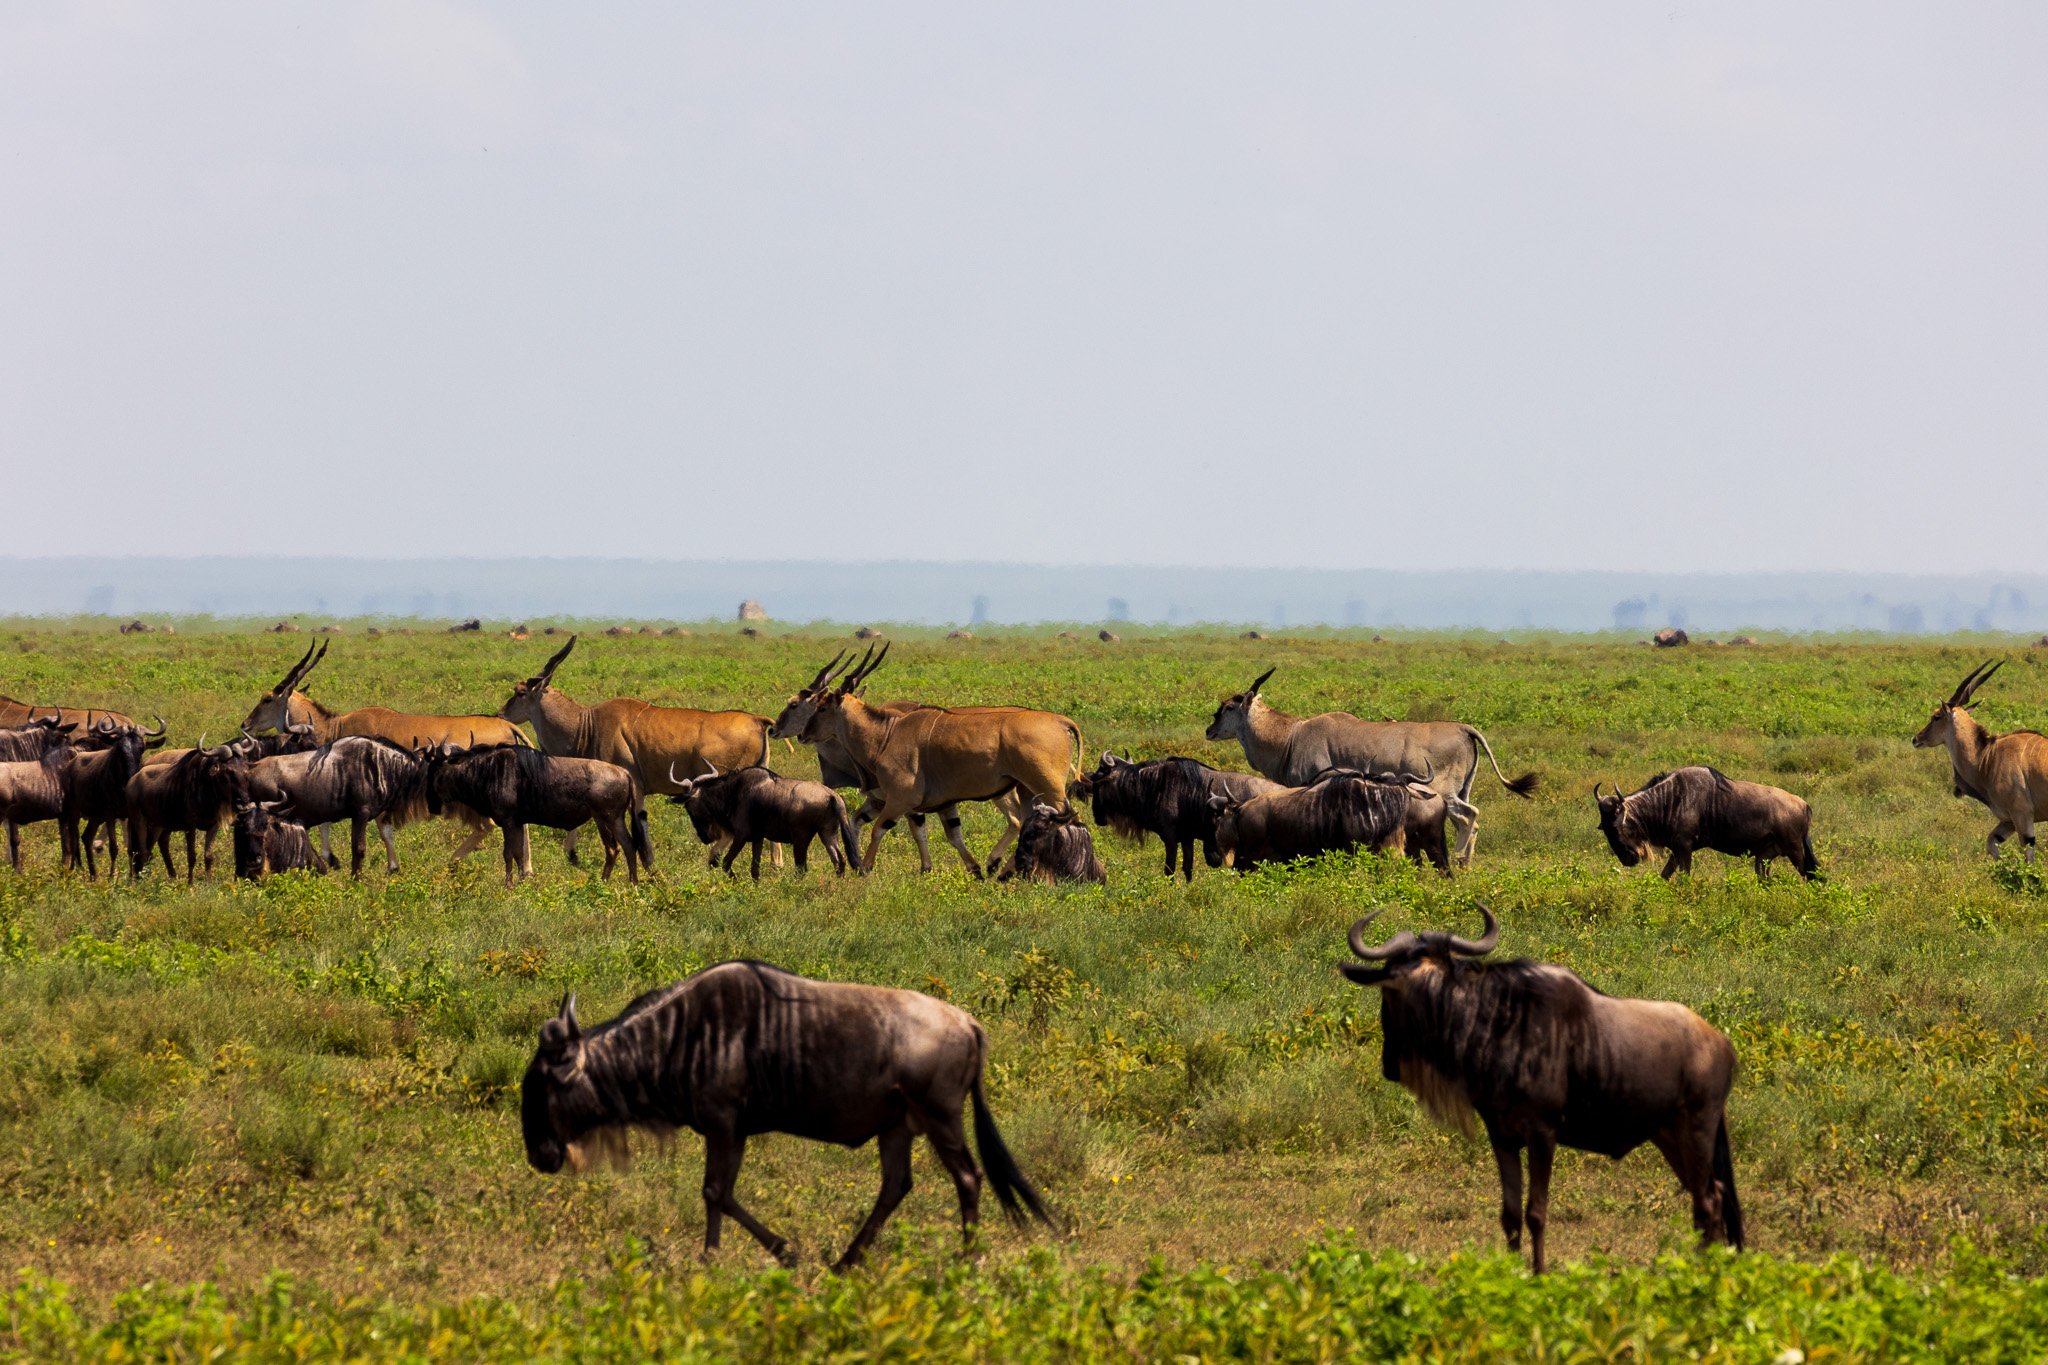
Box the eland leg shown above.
[938,808,984,879]
[1987,820,2015,857]
[700,1130,792,1267]
[908,813,935,872]
[835,1122,914,1271]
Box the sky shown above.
[3,4,2044,573]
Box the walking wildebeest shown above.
[1071,752,1282,880]
[1205,668,1532,863]
[242,642,523,860]
[236,736,435,877]
[520,961,1051,1270]
[1594,767,1818,880]
[499,636,778,869]
[1340,904,1743,1272]
[0,746,73,871]
[421,743,648,886]
[666,762,861,879]
[1912,659,2048,862]
[1206,770,1413,872]
[230,800,327,879]
[998,801,1106,884]
[769,646,1083,876]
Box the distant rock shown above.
[854,626,883,639]
[946,629,973,640]
[1098,630,1121,642]
[638,625,658,635]
[508,626,530,640]
[738,600,768,622]
[1729,635,1759,646]
[1653,628,1690,648]
[604,625,630,637]
[317,624,345,634]
[663,627,690,637]
[1055,631,1077,640]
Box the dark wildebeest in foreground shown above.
[999,801,1106,884]
[1204,668,1533,864]
[231,800,327,879]
[60,716,164,878]
[1912,659,2048,862]
[1594,767,1818,880]
[1071,752,1282,880]
[125,745,241,881]
[1340,905,1743,1273]
[422,743,648,886]
[236,736,434,876]
[666,762,861,878]
[520,962,1052,1270]
[499,635,780,870]
[1206,770,1413,872]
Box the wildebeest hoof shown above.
[325,854,342,869]
[565,850,581,866]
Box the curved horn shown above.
[1347,908,1420,961]
[559,992,579,1035]
[142,714,166,738]
[1415,756,1433,784]
[1247,666,1276,697]
[701,759,719,777]
[1446,904,1501,957]
[842,640,889,692]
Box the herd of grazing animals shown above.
[3,640,2043,1273]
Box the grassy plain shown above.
[2,620,2046,1358]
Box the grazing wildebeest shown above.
[1206,770,1413,872]
[60,716,163,878]
[230,800,327,879]
[0,746,73,871]
[0,718,78,763]
[1204,668,1533,863]
[1594,767,1818,880]
[769,646,1083,876]
[242,642,523,859]
[125,744,243,881]
[794,689,1030,875]
[1340,905,1743,1272]
[422,743,648,886]
[1912,659,2048,862]
[999,801,1106,884]
[520,962,1051,1270]
[499,636,778,869]
[666,762,861,879]
[237,736,435,877]
[1072,752,1282,880]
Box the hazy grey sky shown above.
[4,4,2043,572]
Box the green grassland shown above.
[2,621,2046,1359]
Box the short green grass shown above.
[3,620,2046,1357]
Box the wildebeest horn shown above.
[1347,908,1420,962]
[1446,904,1500,957]
[702,759,719,777]
[1247,666,1276,698]
[535,635,577,684]
[1951,658,2004,707]
[142,714,166,738]
[559,992,579,1036]
[1414,756,1433,784]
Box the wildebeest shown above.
[520,962,1050,1270]
[60,716,163,878]
[0,717,77,763]
[1340,905,1743,1272]
[1653,628,1690,648]
[999,801,1106,884]
[1305,764,1454,875]
[236,736,437,877]
[769,646,1083,876]
[1206,770,1413,872]
[242,642,523,860]
[422,743,648,886]
[230,800,327,879]
[0,746,73,871]
[1071,752,1282,880]
[666,763,861,879]
[1594,767,1818,880]
[1912,659,2048,862]
[1204,668,1533,863]
[499,636,778,869]
[125,744,243,881]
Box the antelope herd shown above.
[3,641,2041,1271]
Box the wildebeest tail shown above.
[1713,1117,1744,1250]
[833,793,862,874]
[1799,830,1820,880]
[969,1036,1049,1227]
[1468,727,1538,797]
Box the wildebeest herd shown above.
[3,641,2041,1271]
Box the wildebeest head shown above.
[1011,800,1086,880]
[1592,782,1650,866]
[1204,667,1275,743]
[521,993,587,1175]
[665,759,731,843]
[417,740,473,815]
[243,640,328,733]
[1912,658,2001,750]
[1205,793,1246,865]
[500,636,576,725]
[1338,905,1502,1126]
[78,716,162,773]
[1070,749,1131,802]
[1339,903,1501,988]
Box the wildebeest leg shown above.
[4,821,17,872]
[1489,1136,1524,1253]
[1525,1134,1556,1274]
[920,1109,984,1247]
[596,817,621,880]
[155,831,174,879]
[378,820,400,875]
[835,1122,914,1272]
[350,816,369,878]
[1752,854,1769,881]
[562,826,581,867]
[791,834,810,874]
[1660,848,1691,879]
[317,822,340,869]
[938,810,984,879]
[183,829,198,884]
[201,829,217,876]
[501,824,523,887]
[750,839,765,881]
[1652,1120,1724,1247]
[700,1130,792,1267]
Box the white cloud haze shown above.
[2,4,2043,572]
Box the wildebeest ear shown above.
[1207,794,1232,813]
